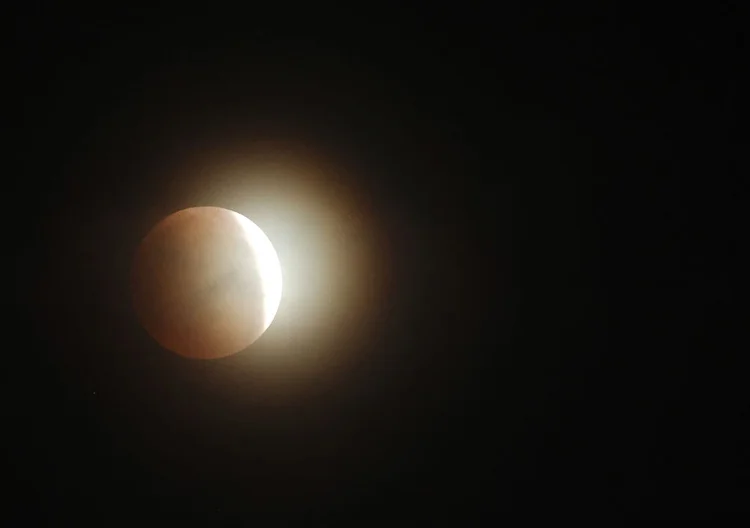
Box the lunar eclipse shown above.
[130,206,282,360]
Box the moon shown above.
[131,206,282,359]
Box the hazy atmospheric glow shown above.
[153,141,387,387]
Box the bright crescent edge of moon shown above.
[230,210,283,332]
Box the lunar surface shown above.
[131,206,282,359]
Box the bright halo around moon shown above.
[133,140,388,387]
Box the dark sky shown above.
[9,4,744,521]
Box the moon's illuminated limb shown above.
[230,210,283,330]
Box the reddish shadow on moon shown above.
[131,206,280,360]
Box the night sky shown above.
[9,5,744,521]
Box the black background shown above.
[8,4,744,521]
